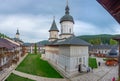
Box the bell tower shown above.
[49,16,59,42]
[60,0,74,39]
[15,29,20,39]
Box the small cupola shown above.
[49,16,59,42]
[49,16,59,32]
[15,29,20,39]
[60,0,74,23]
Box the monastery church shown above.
[44,0,90,77]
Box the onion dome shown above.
[60,2,74,23]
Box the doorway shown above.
[78,64,81,72]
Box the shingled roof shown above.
[58,37,90,45]
[107,48,118,57]
[89,45,118,51]
[47,36,90,46]
[49,18,59,32]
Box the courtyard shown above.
[5,53,67,81]
[70,57,118,81]
[16,54,63,78]
[3,54,118,81]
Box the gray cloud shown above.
[0,0,119,42]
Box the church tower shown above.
[15,29,20,39]
[49,16,59,42]
[60,0,74,39]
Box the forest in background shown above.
[78,34,119,45]
[38,34,119,45]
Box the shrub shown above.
[89,57,98,68]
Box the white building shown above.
[89,45,118,57]
[24,43,45,54]
[13,29,23,45]
[44,1,90,78]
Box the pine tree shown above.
[34,43,37,54]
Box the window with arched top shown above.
[61,28,63,33]
[55,35,56,38]
[69,28,71,33]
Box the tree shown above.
[95,38,101,45]
[110,39,118,45]
[34,43,37,54]
[89,39,94,44]
[89,38,101,45]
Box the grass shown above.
[5,73,35,81]
[16,53,63,78]
[89,57,98,68]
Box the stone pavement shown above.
[0,53,28,81]
[13,70,67,81]
[70,57,118,81]
[0,65,14,81]
[71,66,118,81]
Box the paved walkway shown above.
[0,65,14,81]
[70,57,118,81]
[13,70,67,81]
[0,53,28,81]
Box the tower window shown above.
[55,35,56,38]
[61,29,63,33]
[79,58,81,62]
[69,28,71,33]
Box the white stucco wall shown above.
[60,34,72,39]
[15,34,19,39]
[59,45,70,57]
[58,45,89,75]
[45,45,89,77]
[60,21,74,39]
[69,46,88,72]
[70,46,88,57]
[49,31,58,38]
[61,21,74,34]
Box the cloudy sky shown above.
[0,0,119,43]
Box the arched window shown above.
[55,35,56,38]
[69,28,71,33]
[61,28,63,33]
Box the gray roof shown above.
[60,4,74,23]
[47,36,90,46]
[107,48,118,57]
[0,38,19,50]
[49,19,59,32]
[89,45,118,50]
[23,43,32,46]
[24,43,45,47]
[16,29,20,35]
[13,38,23,43]
[109,48,118,54]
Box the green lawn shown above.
[5,73,35,81]
[16,54,63,78]
[89,57,98,68]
